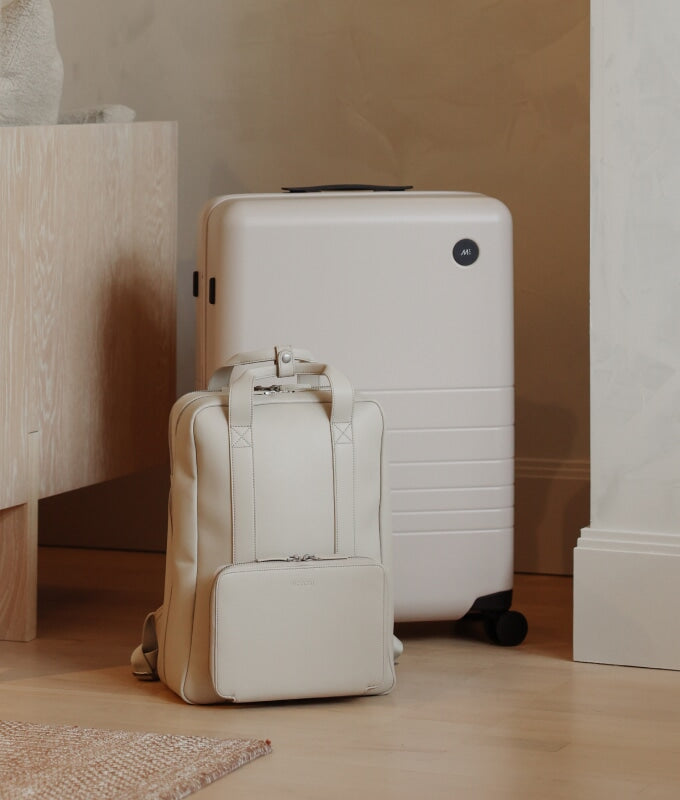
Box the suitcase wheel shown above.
[483,610,529,647]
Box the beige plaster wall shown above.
[48,0,589,572]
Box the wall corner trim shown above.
[576,526,680,556]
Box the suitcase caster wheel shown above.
[484,611,528,647]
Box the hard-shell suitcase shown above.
[194,187,527,645]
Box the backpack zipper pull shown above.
[253,385,282,396]
[256,553,350,563]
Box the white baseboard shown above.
[574,526,680,670]
[514,457,590,575]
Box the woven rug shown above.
[0,720,272,800]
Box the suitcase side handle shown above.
[281,183,412,193]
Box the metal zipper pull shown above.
[253,385,282,396]
[256,554,305,562]
[253,384,317,395]
[256,553,351,563]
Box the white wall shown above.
[574,0,680,669]
[49,0,590,570]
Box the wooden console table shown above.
[0,122,177,640]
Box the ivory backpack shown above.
[132,347,397,704]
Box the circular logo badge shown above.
[452,239,480,266]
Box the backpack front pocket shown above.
[210,557,391,703]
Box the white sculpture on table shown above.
[0,0,135,126]
[0,0,63,125]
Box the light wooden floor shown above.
[1,548,679,799]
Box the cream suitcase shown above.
[194,187,527,645]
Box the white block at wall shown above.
[574,0,680,668]
[574,530,680,669]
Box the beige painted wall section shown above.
[50,0,589,572]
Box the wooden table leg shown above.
[0,432,39,641]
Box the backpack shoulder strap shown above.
[131,611,160,681]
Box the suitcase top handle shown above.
[282,183,412,193]
[208,346,314,390]
[228,359,356,564]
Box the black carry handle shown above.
[281,183,413,193]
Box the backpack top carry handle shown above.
[227,356,356,564]
[208,345,314,390]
